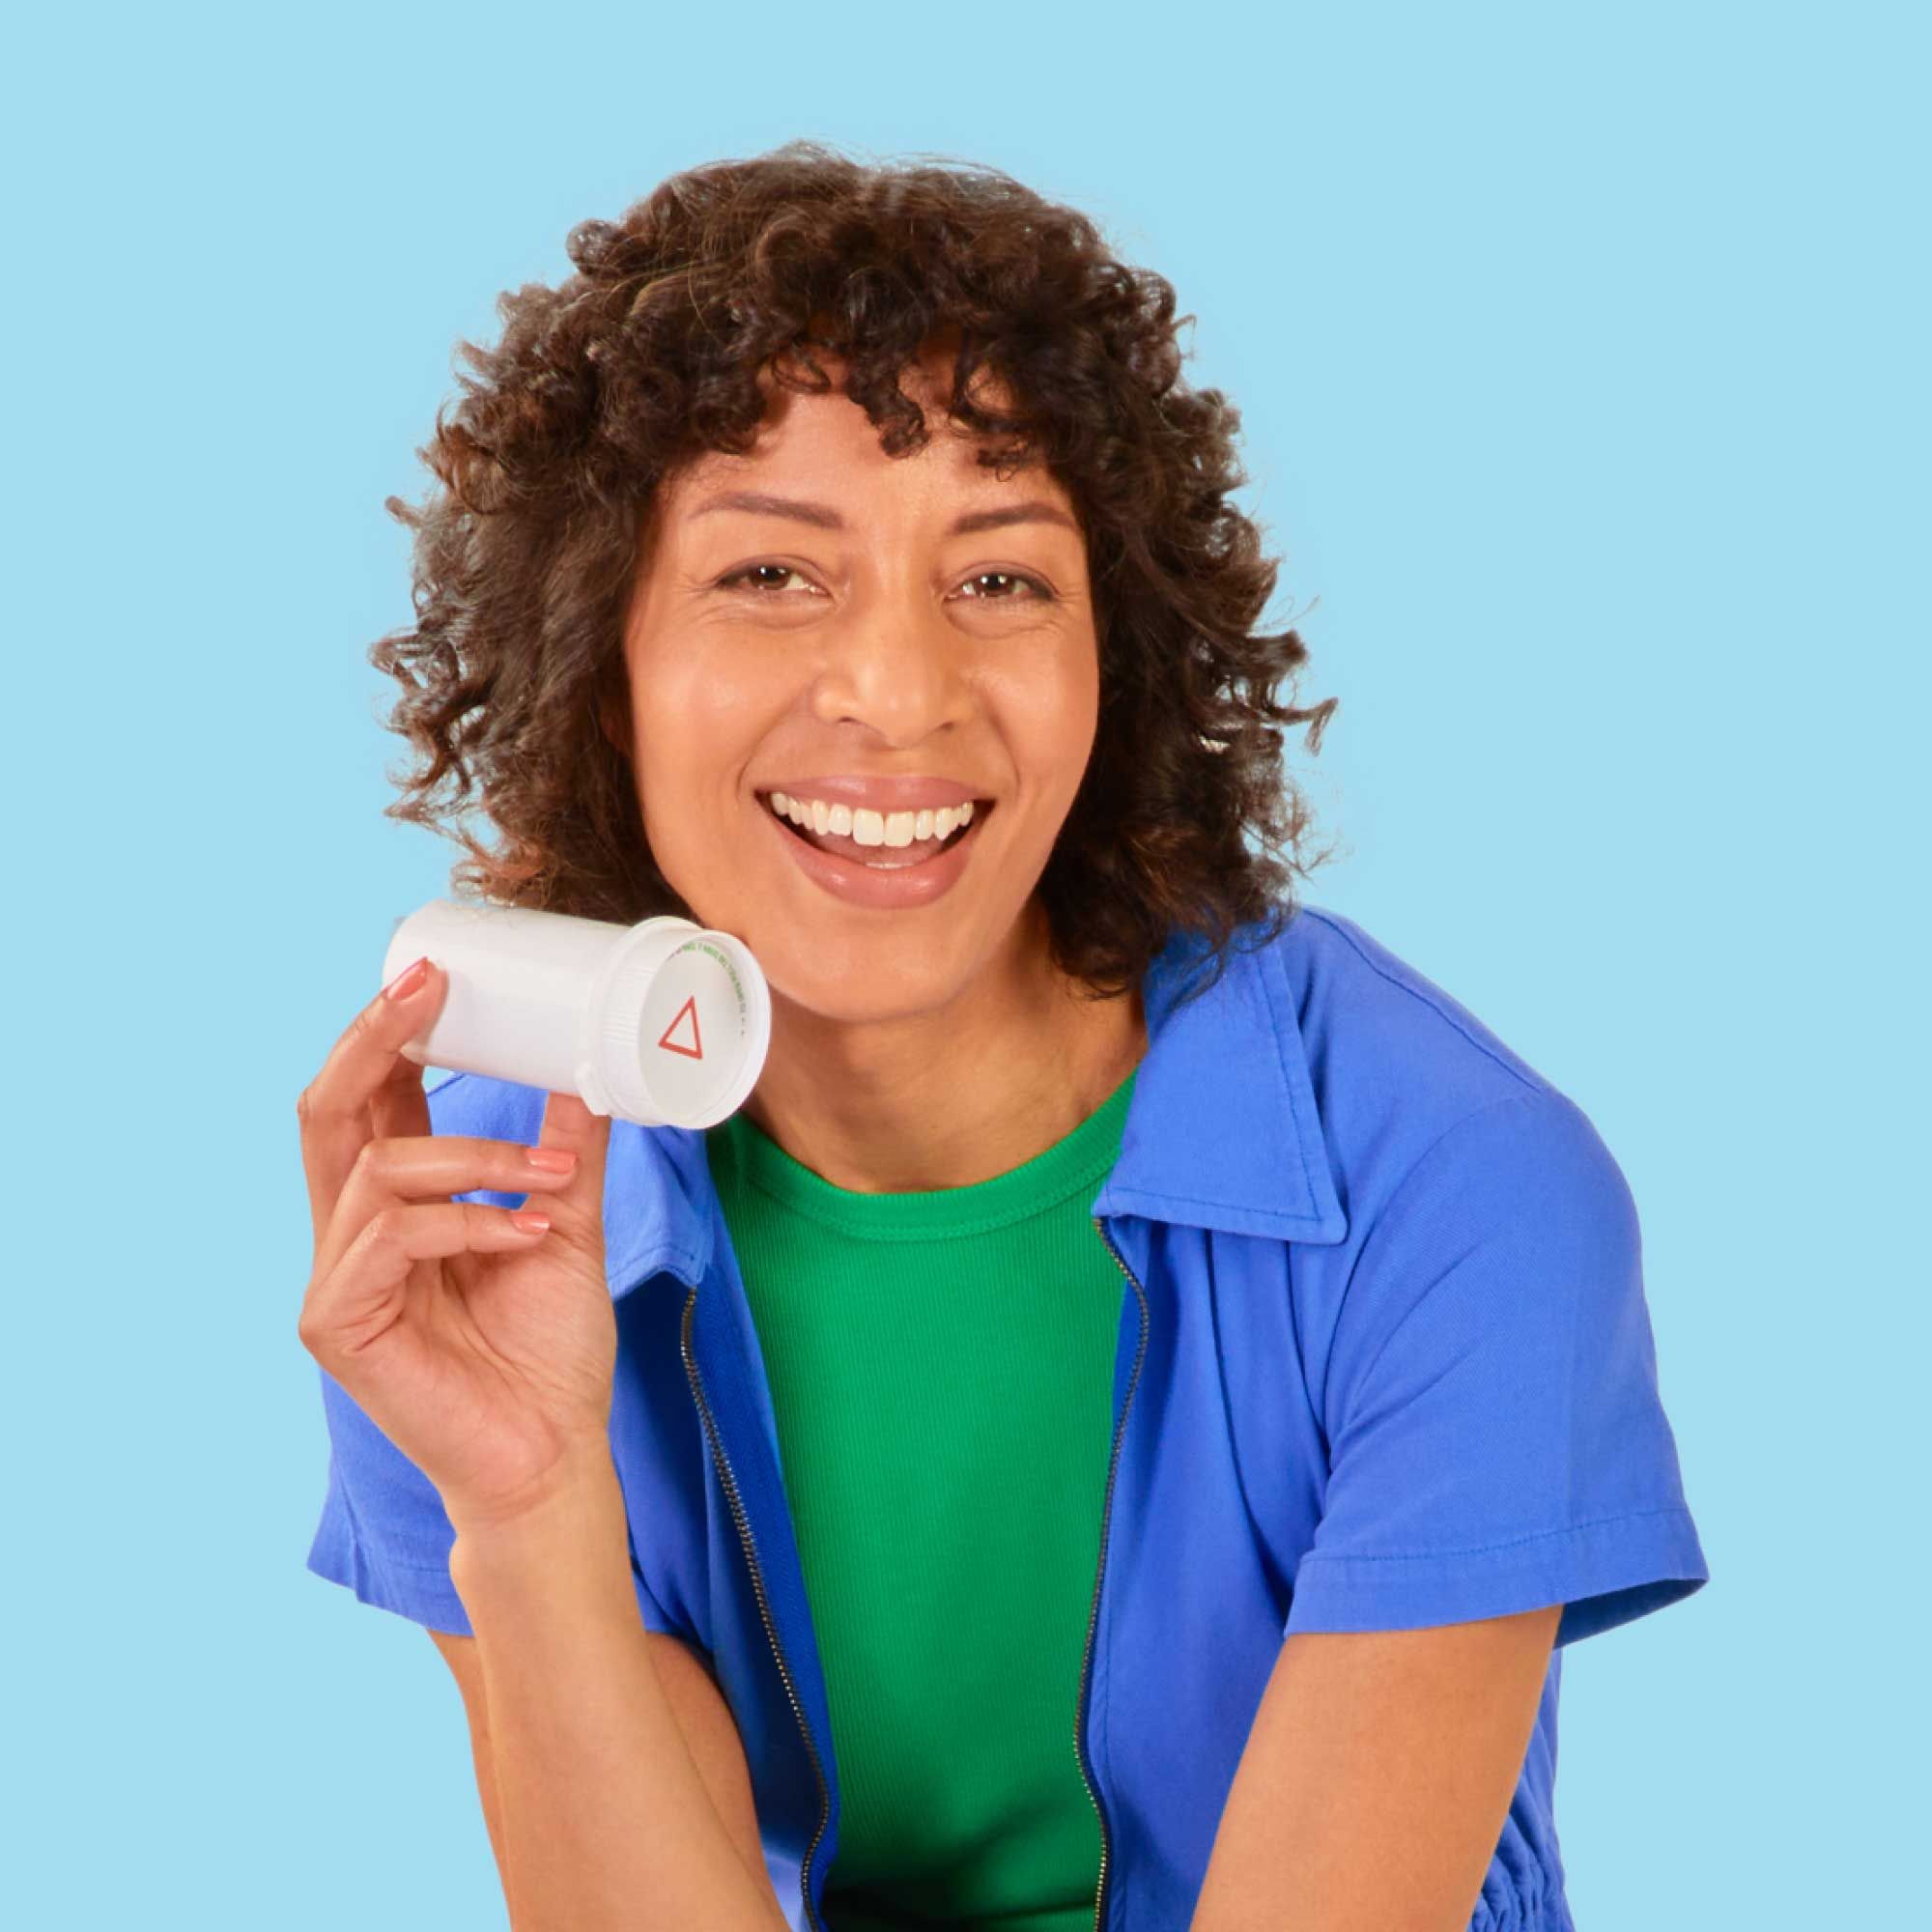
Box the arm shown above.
[428,1627,767,1918]
[427,1625,517,1902]
[445,1453,790,1932]
[1189,1604,1561,1932]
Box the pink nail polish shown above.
[384,956,430,1002]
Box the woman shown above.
[299,141,1709,1931]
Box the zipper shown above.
[1077,1215,1151,1932]
[680,1283,832,1932]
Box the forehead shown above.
[670,340,1067,509]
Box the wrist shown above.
[447,1448,634,1605]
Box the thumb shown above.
[530,1088,612,1256]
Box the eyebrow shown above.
[686,489,1080,538]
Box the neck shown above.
[736,902,1148,1194]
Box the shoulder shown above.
[1276,903,1553,1106]
[1262,903,1622,1231]
[1274,902,1566,1123]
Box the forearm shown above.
[448,1456,789,1932]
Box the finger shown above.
[314,1132,585,1284]
[298,1199,554,1367]
[367,1037,437,1149]
[528,1088,613,1259]
[296,957,448,1251]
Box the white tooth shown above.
[828,802,853,835]
[883,810,916,847]
[914,809,934,840]
[788,798,809,826]
[958,800,975,826]
[933,807,957,839]
[811,798,831,834]
[851,807,886,846]
[770,791,790,813]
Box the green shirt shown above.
[703,1067,1138,1932]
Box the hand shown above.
[296,954,619,1537]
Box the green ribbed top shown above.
[703,1067,1138,1932]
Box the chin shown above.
[756,922,992,1025]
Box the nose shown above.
[807,591,975,745]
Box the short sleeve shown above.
[1286,1089,1710,1648]
[303,1081,690,1643]
[305,1364,475,1634]
[305,1367,691,1641]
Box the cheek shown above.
[623,656,705,835]
[998,647,1100,796]
[630,646,763,769]
[626,645,792,856]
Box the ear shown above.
[596,679,632,759]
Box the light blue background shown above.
[10,1,1922,1923]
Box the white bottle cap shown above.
[383,899,770,1130]
[575,919,771,1128]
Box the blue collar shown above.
[598,914,1349,1297]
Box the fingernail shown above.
[384,956,430,1002]
[526,1146,578,1173]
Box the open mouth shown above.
[758,792,993,869]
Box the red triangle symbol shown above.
[656,993,704,1061]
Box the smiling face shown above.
[612,344,1101,1025]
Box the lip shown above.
[758,775,989,813]
[757,794,993,911]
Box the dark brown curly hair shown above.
[372,138,1339,1008]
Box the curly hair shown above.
[371,138,1339,1009]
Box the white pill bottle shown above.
[383,898,771,1131]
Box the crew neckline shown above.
[705,1065,1139,1241]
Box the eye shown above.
[956,569,1053,602]
[713,562,1055,602]
[717,562,818,597]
